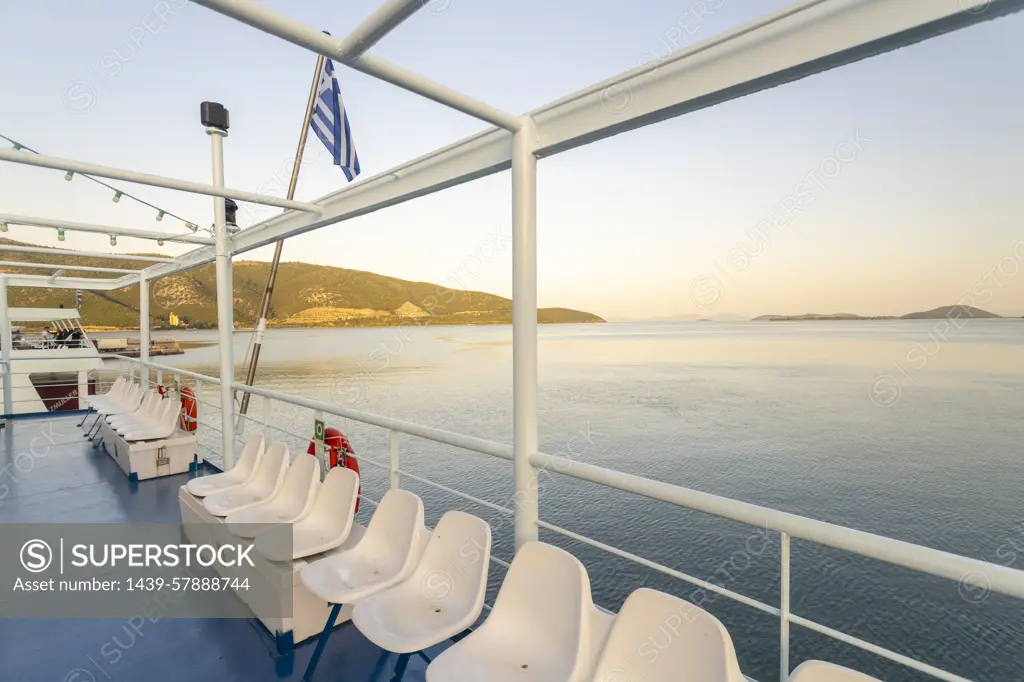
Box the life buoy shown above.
[307,426,360,512]
[180,386,198,432]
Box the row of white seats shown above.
[83,377,179,441]
[186,434,360,561]
[189,433,883,682]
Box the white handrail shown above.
[123,355,1024,602]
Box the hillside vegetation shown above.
[0,239,604,328]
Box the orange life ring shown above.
[307,426,360,512]
[180,386,198,432]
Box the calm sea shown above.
[117,321,1024,681]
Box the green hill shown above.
[0,239,604,328]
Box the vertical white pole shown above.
[313,409,325,477]
[208,124,236,469]
[139,273,150,389]
[512,116,539,550]
[780,532,791,682]
[389,429,400,489]
[0,278,11,419]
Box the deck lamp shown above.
[186,222,197,232]
[109,235,117,246]
[0,222,7,232]
[157,239,164,246]
[156,210,165,222]
[64,171,74,181]
[12,143,22,150]
[57,229,65,241]
[112,191,122,203]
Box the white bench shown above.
[99,393,196,481]
[178,442,365,647]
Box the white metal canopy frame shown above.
[1,2,1023,679]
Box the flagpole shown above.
[238,44,327,416]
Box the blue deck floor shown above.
[0,415,437,682]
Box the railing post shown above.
[313,409,325,477]
[0,277,11,420]
[195,378,203,436]
[206,106,236,470]
[129,364,135,384]
[139,272,150,389]
[156,369,163,392]
[780,532,791,682]
[389,429,400,489]
[511,115,539,550]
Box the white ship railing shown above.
[112,354,1024,682]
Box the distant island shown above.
[753,305,1006,322]
[0,238,605,329]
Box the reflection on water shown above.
[128,321,1024,681]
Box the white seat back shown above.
[589,588,745,682]
[485,541,592,680]
[246,443,290,500]
[115,384,142,410]
[357,489,425,576]
[232,432,266,479]
[412,511,491,614]
[123,390,158,419]
[274,453,320,519]
[790,661,881,682]
[105,376,126,396]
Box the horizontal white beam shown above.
[4,274,123,291]
[0,260,140,274]
[0,148,323,214]
[531,0,1024,156]
[335,0,426,59]
[135,0,1020,287]
[0,244,177,264]
[0,213,214,245]
[191,0,521,131]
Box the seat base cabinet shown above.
[101,422,196,480]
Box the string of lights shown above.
[0,133,204,238]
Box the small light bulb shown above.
[186,223,197,232]
[0,222,7,232]
[65,171,74,181]
[57,229,65,242]
[156,210,165,222]
[109,235,117,246]
[157,239,164,247]
[112,191,122,203]
[12,143,22,151]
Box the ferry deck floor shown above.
[0,415,439,682]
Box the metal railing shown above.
[107,355,1024,682]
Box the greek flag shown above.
[311,58,360,181]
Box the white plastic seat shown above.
[120,400,180,441]
[203,442,289,517]
[85,376,126,409]
[352,510,492,654]
[110,392,163,430]
[588,587,745,682]
[790,661,881,682]
[187,433,265,498]
[255,465,359,561]
[299,488,426,604]
[96,383,143,415]
[225,453,320,538]
[426,541,593,682]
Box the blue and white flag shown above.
[311,58,360,181]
